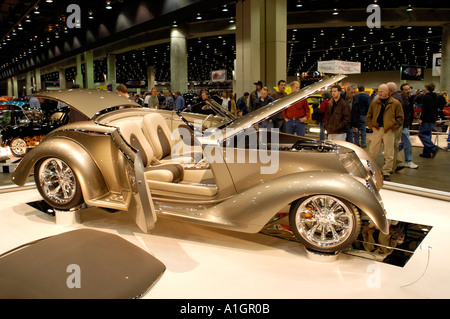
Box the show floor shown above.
[1,187,449,299]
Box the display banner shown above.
[317,60,361,74]
[211,69,227,82]
[432,53,441,77]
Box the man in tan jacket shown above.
[366,84,404,181]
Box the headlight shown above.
[338,151,368,179]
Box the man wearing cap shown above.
[249,81,263,113]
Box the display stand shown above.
[54,208,82,226]
[305,248,340,262]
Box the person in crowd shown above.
[392,83,418,169]
[29,92,41,110]
[135,94,144,105]
[254,86,275,129]
[387,81,406,172]
[418,82,440,158]
[221,90,230,111]
[318,90,331,140]
[157,91,165,105]
[236,92,250,115]
[342,84,357,143]
[173,91,186,111]
[163,90,174,110]
[437,91,447,120]
[147,88,159,108]
[271,80,288,132]
[228,91,237,115]
[352,85,372,148]
[116,84,130,99]
[366,83,404,181]
[282,80,309,136]
[249,80,263,113]
[143,92,150,107]
[210,90,222,104]
[325,84,351,141]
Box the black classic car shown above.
[0,100,70,157]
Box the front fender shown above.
[12,137,109,203]
[208,171,388,234]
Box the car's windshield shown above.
[177,98,237,133]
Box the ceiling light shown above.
[196,13,202,20]
[222,5,228,12]
[172,20,178,27]
[406,4,413,12]
[428,28,432,34]
[296,0,303,8]
[34,6,40,14]
[88,10,94,19]
[229,17,235,23]
[106,1,112,9]
[333,8,338,15]
[25,15,31,22]
[46,0,53,3]
[320,29,324,36]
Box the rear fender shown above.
[12,138,109,203]
[208,171,388,234]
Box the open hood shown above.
[34,89,140,120]
[220,74,346,141]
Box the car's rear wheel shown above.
[10,137,28,157]
[34,157,84,210]
[289,195,361,253]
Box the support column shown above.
[235,0,287,97]
[147,66,155,91]
[84,50,94,89]
[26,71,33,95]
[235,0,264,98]
[76,54,83,87]
[106,54,116,91]
[12,76,18,98]
[59,68,67,90]
[7,77,13,97]
[35,68,42,91]
[441,23,450,93]
[170,27,188,93]
[265,0,287,88]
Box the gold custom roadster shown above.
[12,76,389,253]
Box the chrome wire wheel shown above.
[290,195,360,252]
[38,158,78,205]
[10,138,28,157]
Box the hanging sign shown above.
[317,60,361,74]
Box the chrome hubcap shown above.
[39,158,76,204]
[296,195,354,248]
[11,139,27,156]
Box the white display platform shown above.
[1,188,449,299]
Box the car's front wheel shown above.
[289,195,361,253]
[34,157,84,210]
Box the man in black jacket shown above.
[393,83,418,168]
[352,85,372,148]
[418,83,439,158]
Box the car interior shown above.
[110,113,218,198]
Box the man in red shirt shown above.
[282,81,310,136]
